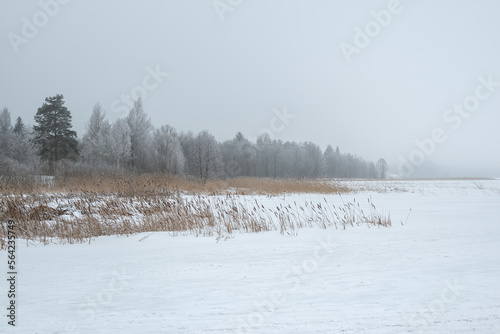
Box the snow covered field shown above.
[2,179,500,333]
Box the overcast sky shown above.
[1,0,499,177]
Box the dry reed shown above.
[2,174,351,196]
[0,189,391,248]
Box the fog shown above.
[2,0,499,177]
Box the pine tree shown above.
[13,116,25,136]
[234,131,245,142]
[33,94,78,174]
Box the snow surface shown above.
[2,180,500,333]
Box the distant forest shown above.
[0,95,388,183]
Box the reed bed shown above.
[0,190,391,248]
[1,174,351,196]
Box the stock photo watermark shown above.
[110,64,169,116]
[63,268,128,333]
[225,106,296,177]
[406,278,465,332]
[340,0,410,63]
[256,106,296,141]
[6,220,17,327]
[398,74,499,176]
[7,0,71,54]
[213,0,244,21]
[236,235,335,333]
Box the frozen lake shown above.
[3,179,500,333]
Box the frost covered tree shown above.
[377,158,388,179]
[109,118,131,172]
[221,137,240,177]
[0,108,12,133]
[0,110,39,183]
[33,95,78,174]
[11,123,39,167]
[178,131,197,176]
[193,131,223,182]
[126,98,152,172]
[13,116,25,136]
[255,133,273,177]
[80,103,111,168]
[0,108,12,156]
[4,95,386,180]
[301,142,324,178]
[323,145,337,178]
[152,125,184,174]
[0,111,38,170]
[221,132,257,177]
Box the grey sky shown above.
[1,0,499,177]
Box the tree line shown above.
[0,95,388,182]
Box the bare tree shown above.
[126,98,152,172]
[301,142,325,178]
[377,158,388,179]
[81,103,111,168]
[0,109,40,185]
[178,131,197,176]
[109,119,131,172]
[0,108,12,133]
[0,108,12,156]
[152,125,185,174]
[194,131,223,183]
[221,132,257,177]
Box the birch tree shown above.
[81,103,111,168]
[127,98,152,172]
[152,125,185,174]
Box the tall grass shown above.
[0,191,390,248]
[2,174,351,196]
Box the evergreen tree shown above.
[234,131,245,142]
[33,94,78,174]
[13,116,25,136]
